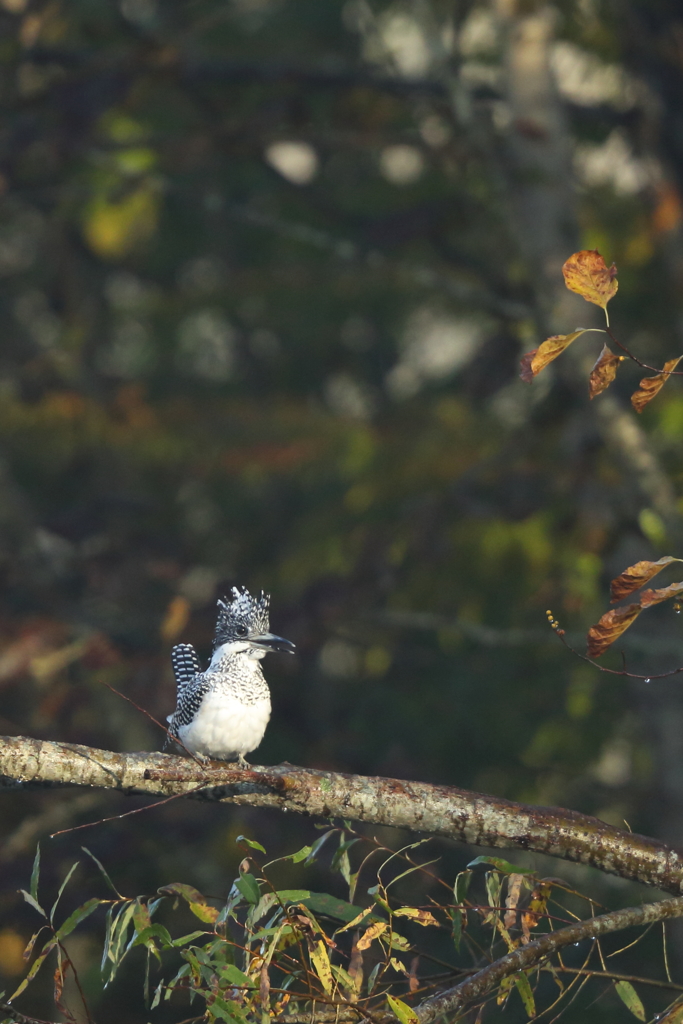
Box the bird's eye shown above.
[236,624,248,638]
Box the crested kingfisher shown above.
[167,587,295,764]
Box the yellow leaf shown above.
[356,920,387,951]
[387,994,419,1024]
[83,182,159,260]
[393,907,439,927]
[309,939,334,995]
[562,249,618,314]
[520,330,587,382]
[160,595,191,642]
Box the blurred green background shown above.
[2,0,683,1019]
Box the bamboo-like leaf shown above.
[503,874,526,929]
[520,330,588,382]
[54,898,101,941]
[515,972,537,1018]
[335,905,375,934]
[610,557,683,602]
[309,938,334,994]
[393,907,439,927]
[614,980,645,1021]
[468,856,532,875]
[159,882,220,923]
[29,844,40,902]
[587,603,642,658]
[386,994,419,1024]
[589,344,623,398]
[9,939,57,1000]
[20,889,47,919]
[82,846,123,898]
[50,861,80,924]
[562,249,618,314]
[631,356,683,413]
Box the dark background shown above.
[1,0,683,1019]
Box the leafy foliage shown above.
[8,834,683,1024]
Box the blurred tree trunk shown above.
[493,0,683,962]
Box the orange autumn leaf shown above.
[589,344,623,399]
[610,556,683,602]
[639,581,683,608]
[631,356,683,413]
[519,330,587,383]
[562,249,618,313]
[586,603,642,658]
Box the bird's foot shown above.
[234,754,250,769]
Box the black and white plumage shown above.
[166,587,295,765]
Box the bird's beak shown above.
[250,632,296,654]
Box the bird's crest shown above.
[215,586,270,645]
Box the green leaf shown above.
[236,835,266,855]
[158,882,219,923]
[50,860,80,923]
[485,871,501,909]
[454,869,473,904]
[29,844,40,902]
[387,994,419,1024]
[305,830,336,865]
[615,981,645,1021]
[301,892,383,925]
[451,908,464,951]
[468,856,531,875]
[20,889,46,919]
[171,930,211,947]
[275,889,311,903]
[131,924,173,959]
[208,996,251,1023]
[55,898,101,941]
[514,973,536,1018]
[82,846,123,898]
[219,964,254,988]
[234,872,260,906]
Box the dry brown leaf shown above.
[562,249,618,311]
[640,581,683,608]
[631,356,683,413]
[586,603,642,658]
[519,330,587,382]
[503,873,525,930]
[589,344,623,399]
[610,556,683,602]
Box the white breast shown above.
[177,690,272,760]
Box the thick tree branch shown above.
[1,735,683,893]
[416,896,683,1022]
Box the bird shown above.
[166,587,295,765]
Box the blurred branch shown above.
[371,609,683,657]
[228,206,528,319]
[416,895,683,1023]
[1,735,683,893]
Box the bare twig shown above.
[415,896,683,1023]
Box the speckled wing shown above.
[171,643,202,700]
